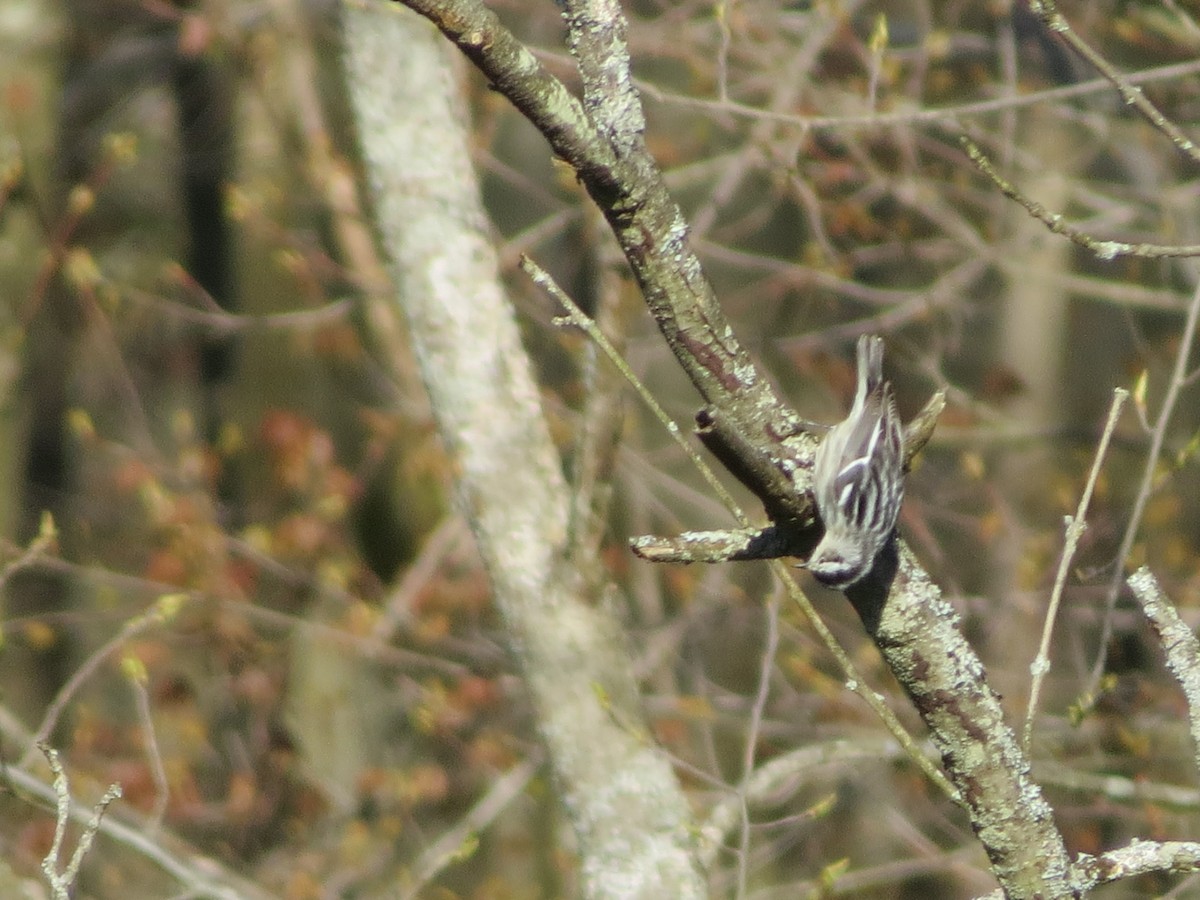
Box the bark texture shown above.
[342,6,705,896]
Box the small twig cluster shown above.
[39,744,122,900]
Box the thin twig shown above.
[127,664,170,833]
[40,745,123,900]
[1127,567,1200,769]
[126,289,355,334]
[567,208,634,570]
[1076,840,1200,890]
[634,57,1200,131]
[714,1,732,103]
[1036,759,1200,809]
[1022,388,1127,752]
[976,836,1200,900]
[1092,277,1200,687]
[400,758,540,900]
[520,255,749,527]
[0,510,58,594]
[964,138,1200,260]
[371,515,463,644]
[1026,0,1200,166]
[630,525,796,563]
[735,589,780,898]
[8,757,264,899]
[1161,0,1200,41]
[699,735,929,864]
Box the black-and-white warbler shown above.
[805,334,904,588]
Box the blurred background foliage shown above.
[0,0,1200,896]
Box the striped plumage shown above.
[807,335,904,588]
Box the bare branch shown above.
[6,756,264,899]
[40,745,123,900]
[1078,840,1200,890]
[964,138,1200,260]
[635,57,1200,132]
[21,593,188,768]
[522,255,748,525]
[1128,567,1200,769]
[1025,0,1200,166]
[630,525,806,563]
[1093,277,1200,686]
[867,544,1077,897]
[1023,388,1128,750]
[395,0,1079,894]
[394,0,816,524]
[344,7,706,894]
[401,758,541,900]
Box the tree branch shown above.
[392,0,1081,894]
[343,6,706,895]
[394,0,816,526]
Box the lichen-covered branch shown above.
[343,6,705,895]
[393,0,816,524]
[390,0,1081,894]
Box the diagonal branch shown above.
[396,0,815,524]
[345,6,707,895]
[394,0,1080,895]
